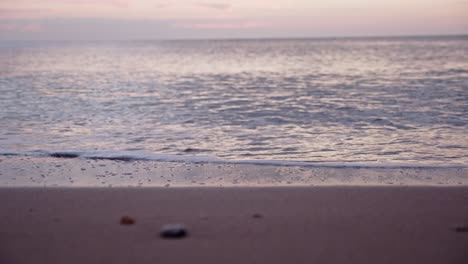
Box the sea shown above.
[1,36,467,167]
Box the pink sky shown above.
[0,0,467,40]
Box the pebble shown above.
[120,216,135,225]
[453,225,468,233]
[252,213,263,219]
[160,224,188,239]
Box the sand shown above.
[1,186,468,264]
[1,156,467,263]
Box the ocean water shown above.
[1,36,467,166]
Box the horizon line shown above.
[1,33,468,42]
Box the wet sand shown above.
[1,186,468,264]
[1,156,467,187]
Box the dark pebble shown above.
[252,213,263,219]
[453,225,468,233]
[120,216,135,225]
[160,224,188,239]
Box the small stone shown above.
[252,213,263,219]
[453,225,468,233]
[160,224,188,239]
[120,216,135,225]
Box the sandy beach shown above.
[1,156,467,263]
[1,186,467,264]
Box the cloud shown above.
[0,23,16,31]
[4,0,130,8]
[0,18,175,40]
[452,0,468,7]
[21,22,44,32]
[0,8,50,19]
[61,0,130,8]
[195,2,231,10]
[0,22,44,32]
[155,3,172,9]
[0,18,273,40]
[152,2,231,11]
[175,21,266,29]
[0,1,130,20]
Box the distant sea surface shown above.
[1,36,467,166]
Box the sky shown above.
[0,0,467,40]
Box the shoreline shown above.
[1,156,467,187]
[3,150,468,169]
[1,186,468,263]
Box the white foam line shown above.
[0,149,467,169]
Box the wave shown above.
[1,149,466,169]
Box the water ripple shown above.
[0,37,467,165]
